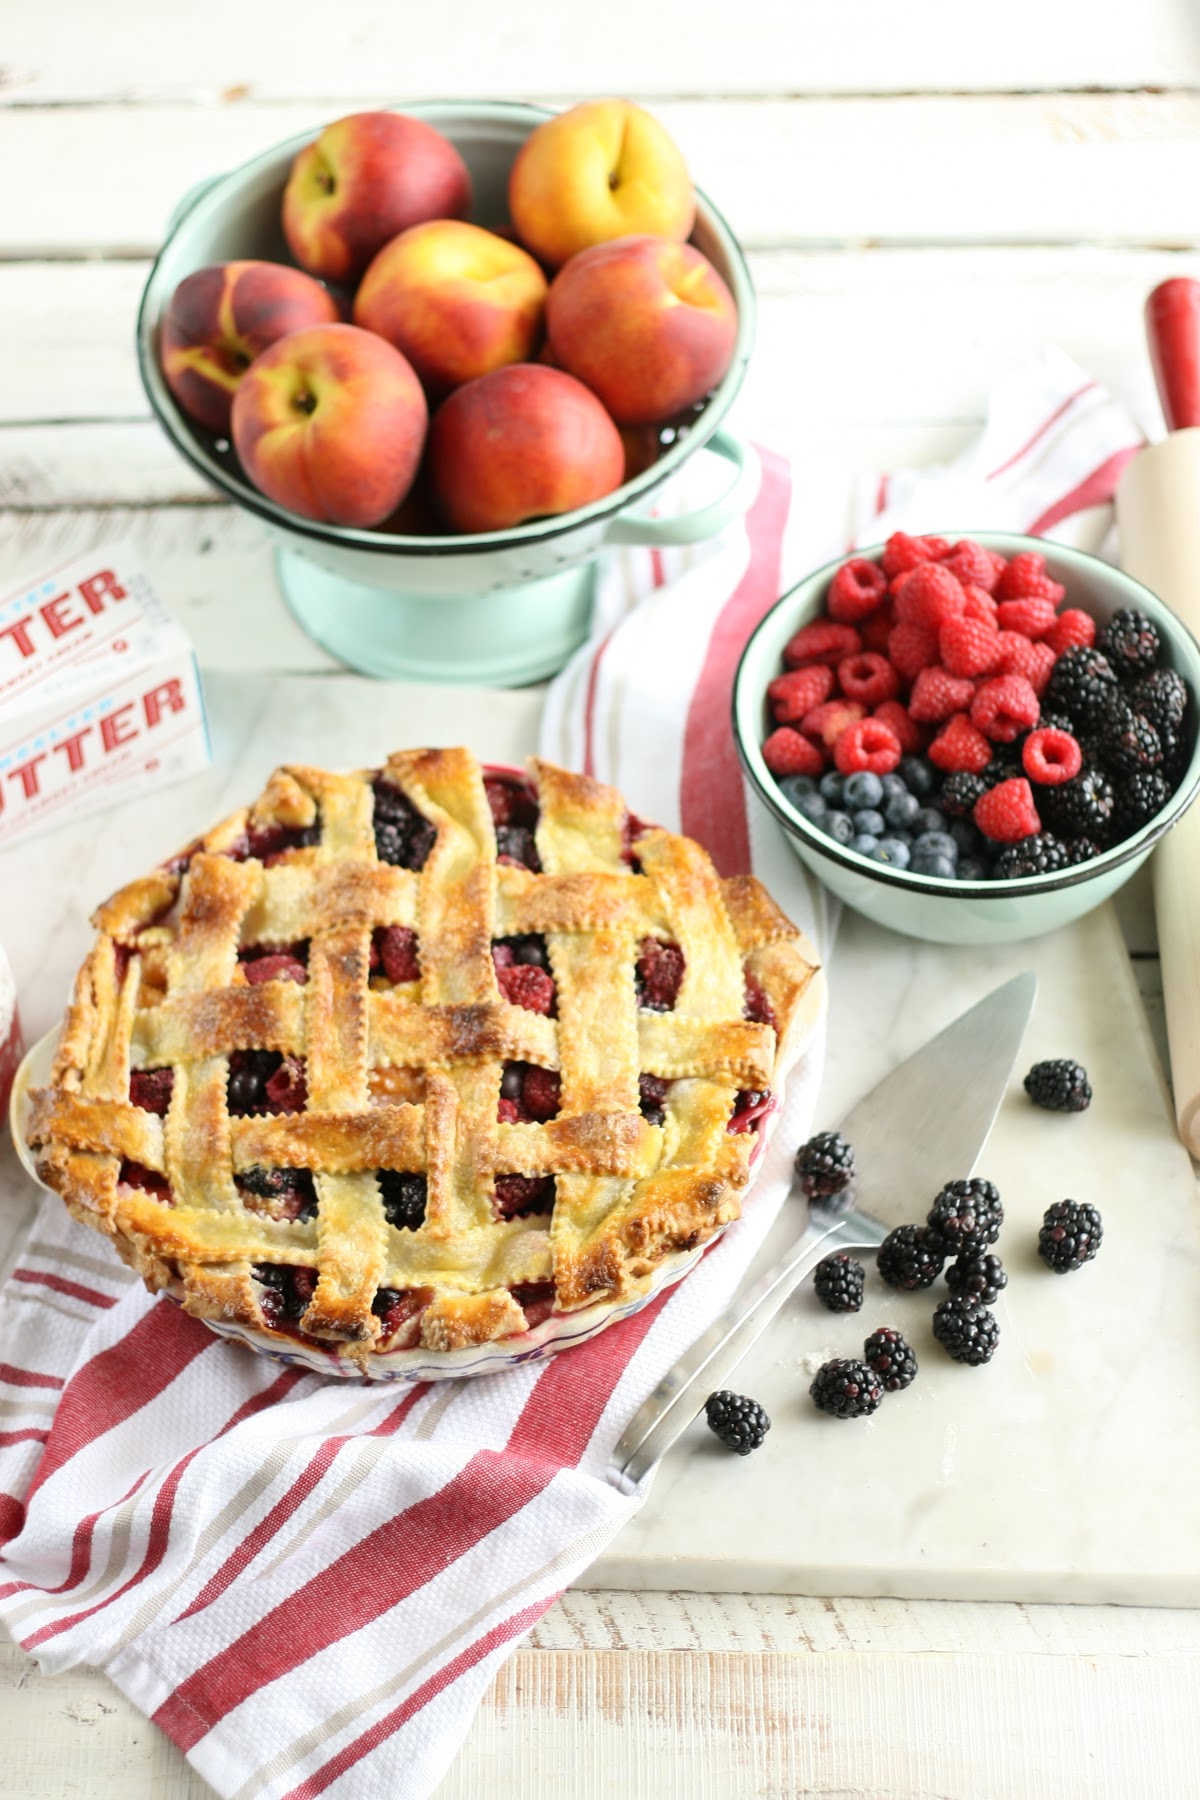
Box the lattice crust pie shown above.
[28,749,819,1366]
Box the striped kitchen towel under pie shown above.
[0,347,1141,1800]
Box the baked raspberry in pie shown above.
[28,749,819,1368]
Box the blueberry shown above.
[780,775,818,805]
[872,837,911,868]
[823,810,855,845]
[853,808,885,837]
[899,755,934,797]
[884,789,921,830]
[912,830,959,863]
[793,790,828,825]
[843,771,884,810]
[850,832,880,856]
[957,857,988,880]
[911,850,957,877]
[913,806,948,836]
[948,819,982,857]
[819,771,846,805]
[880,773,908,804]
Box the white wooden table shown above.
[4,5,1200,1793]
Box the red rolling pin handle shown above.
[1146,278,1200,432]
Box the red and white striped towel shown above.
[0,348,1141,1800]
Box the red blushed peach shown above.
[231,323,427,528]
[546,235,737,425]
[354,221,547,393]
[160,260,339,434]
[428,364,624,534]
[509,99,694,269]
[282,112,471,284]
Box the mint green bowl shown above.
[136,100,757,685]
[733,534,1200,945]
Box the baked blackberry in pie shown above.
[29,749,819,1368]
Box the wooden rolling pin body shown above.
[1116,429,1200,1153]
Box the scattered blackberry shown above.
[927,1178,1003,1253]
[1111,769,1170,838]
[373,781,436,869]
[1099,608,1162,679]
[862,1327,918,1392]
[1038,767,1114,842]
[704,1390,771,1454]
[813,1252,865,1313]
[495,824,542,870]
[378,1171,428,1230]
[1158,721,1189,781]
[981,749,1022,788]
[945,1250,1007,1306]
[1024,1058,1092,1113]
[1036,710,1076,736]
[1097,709,1162,778]
[795,1130,855,1199]
[939,771,987,819]
[1044,646,1120,730]
[1129,667,1187,737]
[992,834,1070,879]
[809,1357,884,1419]
[1065,836,1103,865]
[877,1224,945,1291]
[638,1073,671,1127]
[1038,1199,1103,1272]
[932,1297,999,1365]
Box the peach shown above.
[428,364,624,534]
[354,221,547,393]
[160,260,339,434]
[546,235,737,425]
[282,111,471,283]
[231,323,427,527]
[508,99,694,269]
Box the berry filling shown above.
[236,1166,318,1222]
[227,1050,308,1116]
[370,925,420,984]
[635,936,685,1011]
[743,972,776,1029]
[129,1067,174,1114]
[254,1263,317,1329]
[728,1088,772,1134]
[373,779,436,870]
[239,943,309,985]
[638,1072,671,1127]
[493,1174,556,1219]
[372,1286,430,1347]
[378,1171,427,1231]
[509,1281,556,1329]
[486,775,542,870]
[118,1159,172,1199]
[498,1062,561,1123]
[493,946,556,1016]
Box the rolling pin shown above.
[1116,277,1200,1153]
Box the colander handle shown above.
[603,429,759,547]
[165,175,224,238]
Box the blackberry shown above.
[1039,767,1114,841]
[236,1165,318,1221]
[495,824,542,870]
[877,1224,945,1291]
[254,1262,317,1327]
[1158,721,1189,782]
[704,1390,771,1454]
[373,781,436,869]
[945,1250,1007,1306]
[638,1073,671,1127]
[1097,709,1162,778]
[1099,608,1162,679]
[1065,836,1103,865]
[1024,1058,1092,1113]
[939,771,987,819]
[992,834,1070,878]
[809,1358,884,1419]
[927,1177,1003,1253]
[813,1252,865,1313]
[981,749,1022,789]
[1129,667,1187,737]
[1111,770,1170,838]
[1036,710,1076,736]
[1038,1199,1103,1272]
[1044,646,1119,730]
[932,1297,999,1365]
[795,1130,855,1199]
[227,1048,283,1115]
[862,1327,917,1392]
[378,1171,428,1231]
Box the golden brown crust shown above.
[29,749,820,1364]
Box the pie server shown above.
[610,971,1036,1490]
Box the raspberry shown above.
[939,615,1002,678]
[974,776,1041,843]
[1023,727,1082,786]
[961,584,999,625]
[928,711,992,773]
[971,674,1040,743]
[828,557,888,623]
[1043,608,1096,656]
[521,1066,561,1120]
[834,718,902,775]
[496,962,556,1014]
[784,619,862,669]
[872,699,924,754]
[130,1068,173,1114]
[893,563,967,630]
[636,936,685,1010]
[860,602,896,654]
[940,539,1000,592]
[888,621,940,682]
[995,635,1055,696]
[376,925,420,984]
[881,531,947,578]
[837,652,899,707]
[909,666,976,724]
[767,664,834,723]
[995,552,1064,604]
[997,596,1058,638]
[800,699,865,750]
[243,952,308,987]
[763,727,824,777]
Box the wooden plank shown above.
[2,0,1197,101]
[6,93,1200,260]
